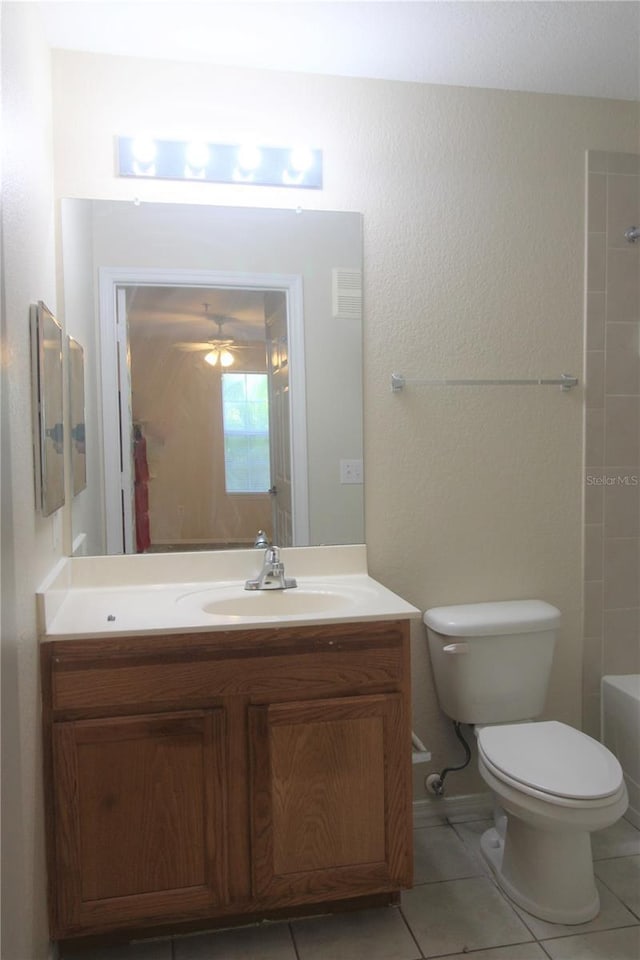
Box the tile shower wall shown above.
[584,150,640,737]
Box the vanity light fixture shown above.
[117,136,323,189]
[184,141,209,179]
[130,136,157,177]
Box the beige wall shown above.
[584,151,640,737]
[1,5,59,959]
[2,22,640,956]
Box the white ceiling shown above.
[38,1,640,101]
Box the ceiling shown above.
[38,1,640,101]
[127,286,270,344]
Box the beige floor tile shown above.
[436,796,494,824]
[543,924,640,959]
[592,817,640,860]
[401,876,532,958]
[441,944,548,960]
[513,878,638,940]
[450,818,495,877]
[60,941,172,960]
[413,824,483,884]
[174,922,297,960]
[595,855,640,916]
[292,906,420,960]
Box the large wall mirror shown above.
[61,200,363,557]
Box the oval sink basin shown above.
[176,580,377,620]
[202,589,353,617]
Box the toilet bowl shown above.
[476,721,628,924]
[424,600,629,925]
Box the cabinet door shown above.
[52,710,226,936]
[249,693,411,907]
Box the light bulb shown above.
[131,137,157,165]
[219,349,234,368]
[237,145,261,171]
[185,141,209,171]
[289,146,313,173]
[204,349,219,367]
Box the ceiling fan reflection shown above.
[173,307,253,367]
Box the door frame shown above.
[98,267,309,554]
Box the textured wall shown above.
[584,151,640,737]
[1,5,58,959]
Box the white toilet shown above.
[424,599,628,925]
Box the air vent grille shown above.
[332,268,362,320]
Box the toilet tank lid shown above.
[423,600,561,636]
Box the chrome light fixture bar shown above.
[117,136,323,189]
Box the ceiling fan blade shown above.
[174,338,254,352]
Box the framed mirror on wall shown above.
[30,301,65,516]
[60,200,364,557]
[68,336,87,497]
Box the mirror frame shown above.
[30,301,65,516]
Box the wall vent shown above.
[332,268,362,320]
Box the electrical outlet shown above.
[340,459,363,484]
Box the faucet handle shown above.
[265,545,280,564]
[254,530,271,548]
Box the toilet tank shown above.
[424,600,560,725]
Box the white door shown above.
[100,285,135,554]
[116,288,135,553]
[265,294,293,546]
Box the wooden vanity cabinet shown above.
[50,709,227,933]
[250,692,408,906]
[41,620,412,940]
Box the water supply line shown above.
[425,721,472,797]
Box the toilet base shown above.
[480,824,600,925]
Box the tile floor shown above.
[61,810,640,960]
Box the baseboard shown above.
[413,792,493,828]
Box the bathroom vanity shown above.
[38,546,419,942]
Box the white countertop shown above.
[37,545,421,640]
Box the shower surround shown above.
[584,150,640,736]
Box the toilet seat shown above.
[477,721,623,801]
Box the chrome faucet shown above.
[253,530,271,549]
[245,546,297,591]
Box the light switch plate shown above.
[340,459,364,484]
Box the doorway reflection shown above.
[126,285,289,552]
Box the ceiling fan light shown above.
[204,346,234,367]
